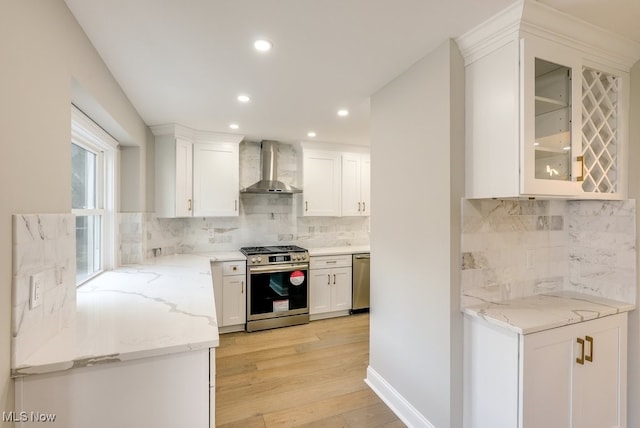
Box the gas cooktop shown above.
[240,245,307,256]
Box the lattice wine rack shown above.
[581,67,619,193]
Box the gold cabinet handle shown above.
[585,336,593,362]
[362,201,366,212]
[305,201,309,212]
[241,281,244,294]
[576,337,585,365]
[234,199,238,211]
[358,202,361,212]
[327,274,331,285]
[576,155,585,182]
[188,199,192,211]
[333,274,336,284]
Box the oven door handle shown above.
[248,264,309,273]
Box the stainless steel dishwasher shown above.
[351,253,370,313]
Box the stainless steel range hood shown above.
[240,140,302,194]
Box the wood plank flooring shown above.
[215,314,405,427]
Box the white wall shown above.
[369,39,464,428]
[627,60,640,428]
[0,1,149,425]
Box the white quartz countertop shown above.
[307,246,370,256]
[12,254,220,377]
[463,291,635,335]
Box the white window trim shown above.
[71,105,118,283]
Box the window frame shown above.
[71,105,118,286]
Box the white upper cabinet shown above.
[174,138,194,217]
[152,124,243,218]
[342,153,371,216]
[298,142,370,217]
[458,0,640,199]
[193,142,239,217]
[299,148,342,217]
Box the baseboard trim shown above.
[365,366,435,428]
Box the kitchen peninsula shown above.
[12,253,229,428]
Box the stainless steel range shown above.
[241,245,309,332]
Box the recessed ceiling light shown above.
[229,123,239,130]
[237,94,251,103]
[307,131,317,138]
[337,109,349,117]
[254,39,272,52]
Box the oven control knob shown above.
[251,257,256,263]
[257,256,262,262]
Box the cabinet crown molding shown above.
[456,0,640,70]
[150,123,243,144]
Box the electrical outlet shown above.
[30,272,44,309]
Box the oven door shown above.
[247,263,309,321]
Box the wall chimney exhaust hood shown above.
[240,140,302,194]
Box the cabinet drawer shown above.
[222,261,246,276]
[310,255,352,269]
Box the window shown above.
[71,106,117,285]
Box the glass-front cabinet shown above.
[521,37,625,198]
[459,0,634,200]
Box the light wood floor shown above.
[215,313,405,427]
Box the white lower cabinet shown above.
[222,273,245,327]
[14,348,215,428]
[309,255,352,319]
[464,312,627,428]
[212,261,246,332]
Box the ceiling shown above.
[63,0,640,147]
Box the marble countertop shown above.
[12,254,219,377]
[463,291,635,335]
[307,245,370,256]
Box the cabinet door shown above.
[572,314,626,428]
[341,154,362,216]
[302,150,341,216]
[521,37,583,197]
[341,153,371,217]
[523,313,627,428]
[309,268,332,314]
[175,139,194,217]
[360,154,371,216]
[522,324,574,428]
[193,142,239,217]
[331,267,352,311]
[222,275,246,326]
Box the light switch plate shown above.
[29,272,44,309]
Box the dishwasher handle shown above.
[353,254,370,260]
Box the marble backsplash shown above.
[461,199,636,307]
[119,203,370,262]
[567,200,636,302]
[12,214,76,366]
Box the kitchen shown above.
[3,1,640,428]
